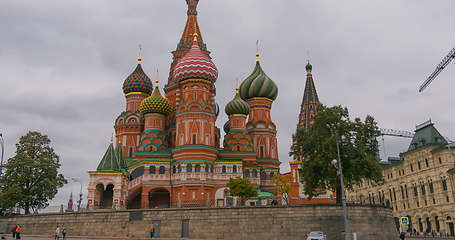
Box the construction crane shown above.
[377,128,414,161]
[419,47,455,92]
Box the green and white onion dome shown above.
[225,89,250,116]
[239,54,278,101]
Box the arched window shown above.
[187,164,193,173]
[252,169,258,178]
[172,165,176,174]
[159,166,165,174]
[222,166,227,173]
[205,164,209,172]
[233,165,237,173]
[150,166,156,174]
[244,169,250,178]
[130,166,144,180]
[195,164,201,172]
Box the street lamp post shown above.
[331,131,354,240]
[71,178,83,212]
[0,133,5,176]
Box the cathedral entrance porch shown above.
[149,188,171,208]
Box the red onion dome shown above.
[173,34,218,82]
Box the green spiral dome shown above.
[225,90,250,116]
[223,120,231,134]
[139,87,171,115]
[239,60,278,101]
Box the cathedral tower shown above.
[115,56,153,157]
[297,61,319,129]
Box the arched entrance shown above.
[96,183,114,209]
[149,189,170,208]
[128,187,142,209]
[447,216,454,236]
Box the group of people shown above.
[10,225,21,239]
[54,226,67,240]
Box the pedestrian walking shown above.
[54,225,61,240]
[62,228,67,240]
[149,224,155,238]
[399,232,405,240]
[11,225,17,238]
[15,224,21,239]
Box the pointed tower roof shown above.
[407,120,448,152]
[116,143,127,169]
[297,60,320,129]
[97,142,122,172]
[176,0,208,53]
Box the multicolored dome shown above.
[173,34,218,82]
[223,120,231,134]
[239,54,278,101]
[225,89,250,116]
[123,58,153,95]
[139,82,171,115]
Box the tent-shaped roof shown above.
[407,121,447,152]
[97,143,122,172]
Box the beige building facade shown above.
[348,121,455,236]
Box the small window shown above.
[418,161,421,170]
[159,166,165,174]
[173,166,176,174]
[150,166,156,174]
[429,181,434,193]
[233,165,237,173]
[442,179,448,191]
[439,157,442,164]
[205,164,209,173]
[195,164,201,172]
[244,169,250,178]
[129,147,133,157]
[211,166,214,173]
[425,159,429,167]
[187,164,193,173]
[252,169,258,178]
[259,146,265,158]
[192,135,197,144]
[410,164,413,172]
[178,165,182,173]
[222,166,226,173]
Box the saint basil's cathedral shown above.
[86,0,333,210]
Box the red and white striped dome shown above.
[173,34,218,82]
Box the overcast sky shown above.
[1,0,454,208]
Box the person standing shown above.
[15,224,21,239]
[54,225,61,240]
[400,232,405,240]
[149,224,155,238]
[11,225,17,239]
[62,228,67,240]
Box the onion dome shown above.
[239,53,278,101]
[123,57,153,95]
[139,80,171,115]
[223,120,231,134]
[225,89,250,116]
[306,61,312,72]
[173,33,218,82]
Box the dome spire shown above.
[256,40,260,62]
[138,44,142,65]
[155,69,160,87]
[186,0,199,16]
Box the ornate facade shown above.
[87,0,280,209]
[347,121,455,236]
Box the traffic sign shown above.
[400,217,409,225]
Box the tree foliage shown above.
[272,174,292,205]
[227,177,257,205]
[290,105,383,202]
[0,131,67,214]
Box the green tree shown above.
[227,177,257,205]
[290,105,383,203]
[272,174,292,205]
[0,131,67,214]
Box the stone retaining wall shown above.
[0,204,398,240]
